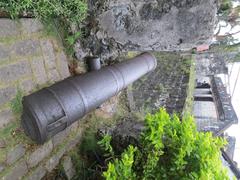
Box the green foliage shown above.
[103,145,137,180]
[98,134,114,157]
[0,0,87,24]
[65,31,82,55]
[10,88,23,115]
[219,0,232,14]
[100,109,229,180]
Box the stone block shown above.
[40,40,56,69]
[67,121,79,134]
[20,19,44,34]
[97,0,217,51]
[56,52,70,79]
[45,148,65,172]
[27,165,46,180]
[0,163,5,173]
[62,156,76,180]
[20,79,36,94]
[0,19,20,38]
[31,57,48,85]
[52,130,68,148]
[0,44,10,60]
[6,144,26,165]
[52,121,79,148]
[3,160,28,180]
[11,39,41,57]
[0,60,31,84]
[47,69,61,83]
[67,130,83,150]
[0,86,17,107]
[0,109,14,129]
[27,141,53,168]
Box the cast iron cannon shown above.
[21,53,157,144]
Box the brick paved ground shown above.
[0,18,70,128]
[0,18,79,179]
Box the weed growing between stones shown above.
[10,88,23,116]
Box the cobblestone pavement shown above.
[0,18,75,180]
[0,18,70,128]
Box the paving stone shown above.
[0,86,17,107]
[20,19,44,34]
[67,121,79,134]
[57,52,70,79]
[67,130,83,150]
[41,40,56,69]
[0,60,32,84]
[47,69,61,83]
[27,165,46,180]
[62,156,76,180]
[20,79,36,94]
[3,160,28,180]
[52,121,79,148]
[52,130,68,148]
[0,19,20,38]
[31,57,48,85]
[0,163,5,173]
[11,39,41,57]
[6,144,26,165]
[0,109,14,129]
[27,141,53,168]
[0,44,10,60]
[45,148,65,172]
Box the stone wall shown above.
[86,0,217,51]
[127,52,192,115]
[0,18,83,180]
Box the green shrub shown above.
[219,0,232,14]
[100,109,229,180]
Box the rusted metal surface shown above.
[21,53,157,144]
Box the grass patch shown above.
[10,88,23,116]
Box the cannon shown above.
[21,53,157,144]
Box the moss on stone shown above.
[182,55,196,116]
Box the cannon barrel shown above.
[21,53,157,144]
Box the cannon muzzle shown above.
[21,53,157,144]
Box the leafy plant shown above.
[100,108,229,180]
[97,134,114,157]
[65,31,82,55]
[103,145,137,180]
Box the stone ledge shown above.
[2,160,28,180]
[27,140,53,168]
[0,19,21,38]
[0,86,17,107]
[6,144,26,166]
[0,109,15,129]
[0,60,32,84]
[25,165,46,180]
